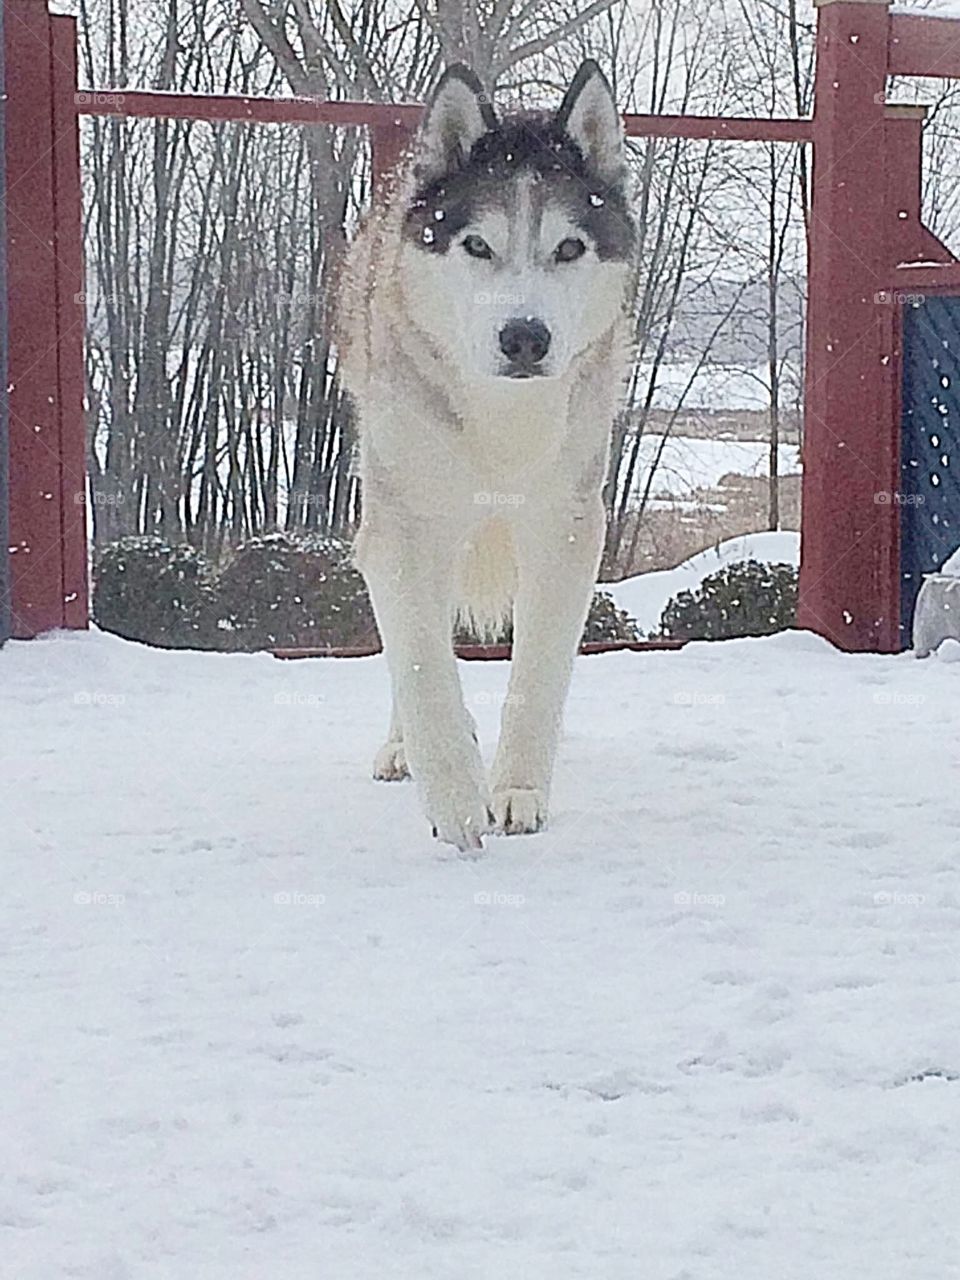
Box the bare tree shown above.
[79,0,821,579]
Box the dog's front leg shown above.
[358,522,491,852]
[490,502,605,834]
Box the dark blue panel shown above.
[899,296,960,637]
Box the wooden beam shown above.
[4,0,66,637]
[74,90,813,144]
[0,0,9,644]
[800,0,900,651]
[273,639,688,661]
[889,12,960,80]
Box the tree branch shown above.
[494,0,625,76]
[236,0,309,94]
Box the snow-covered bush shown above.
[95,535,642,652]
[94,533,376,651]
[213,532,376,651]
[658,559,797,641]
[582,591,642,644]
[93,536,215,649]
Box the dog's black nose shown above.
[499,318,551,368]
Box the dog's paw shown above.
[373,740,409,781]
[427,773,496,855]
[491,785,547,836]
[429,787,492,854]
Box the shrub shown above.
[457,590,642,646]
[93,536,215,648]
[93,534,643,652]
[582,590,642,644]
[93,532,376,651]
[658,559,798,641]
[213,532,377,650]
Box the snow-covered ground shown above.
[608,530,801,633]
[3,627,960,1279]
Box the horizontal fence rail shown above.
[74,91,814,143]
[889,11,960,79]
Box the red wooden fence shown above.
[4,0,960,651]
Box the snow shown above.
[607,530,801,633]
[892,2,960,18]
[639,360,802,410]
[939,543,960,574]
[3,626,960,1278]
[625,434,800,503]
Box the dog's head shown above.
[401,61,636,383]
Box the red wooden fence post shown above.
[800,0,898,651]
[3,0,87,636]
[369,121,412,198]
[883,105,955,268]
[5,0,65,636]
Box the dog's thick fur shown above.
[338,61,637,850]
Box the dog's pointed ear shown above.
[416,65,496,182]
[557,60,624,184]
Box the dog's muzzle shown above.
[498,318,551,376]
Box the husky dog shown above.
[338,60,637,851]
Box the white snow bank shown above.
[607,529,801,633]
[3,627,959,1278]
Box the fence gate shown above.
[899,296,960,639]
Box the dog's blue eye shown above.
[555,237,586,263]
[463,235,493,260]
